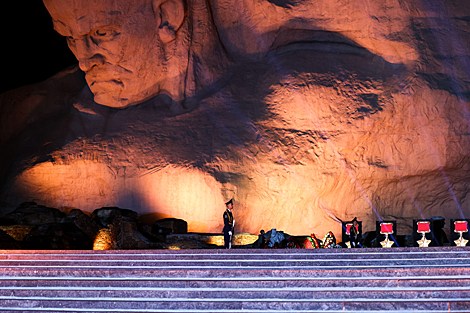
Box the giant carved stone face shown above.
[1,0,470,238]
[43,0,185,108]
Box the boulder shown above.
[138,222,166,243]
[93,227,114,250]
[151,224,172,238]
[116,218,153,249]
[62,209,101,241]
[153,218,188,234]
[0,202,65,225]
[91,207,139,228]
[22,223,93,249]
[0,229,21,249]
[91,207,155,249]
[0,225,33,241]
[0,204,183,249]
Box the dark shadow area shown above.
[411,17,470,98]
[0,27,407,213]
[266,0,301,8]
[0,1,77,94]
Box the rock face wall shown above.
[1,0,470,237]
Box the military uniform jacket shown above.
[223,209,234,234]
[349,224,360,242]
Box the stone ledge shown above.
[166,232,258,247]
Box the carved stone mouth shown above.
[90,80,124,88]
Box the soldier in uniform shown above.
[349,217,361,248]
[223,199,235,249]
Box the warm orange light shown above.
[93,228,114,250]
[13,160,344,237]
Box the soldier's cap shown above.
[352,217,358,222]
[225,199,233,206]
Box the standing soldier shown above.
[349,217,361,248]
[223,199,235,249]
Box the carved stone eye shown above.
[95,29,108,37]
[66,36,76,45]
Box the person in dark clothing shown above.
[349,217,361,248]
[254,229,267,249]
[223,199,235,249]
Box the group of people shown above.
[222,199,360,249]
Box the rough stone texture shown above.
[1,0,470,238]
[93,227,114,250]
[162,238,214,249]
[0,225,34,241]
[166,232,258,247]
[91,207,154,249]
[61,209,101,241]
[22,223,94,250]
[0,229,21,249]
[139,222,166,243]
[0,205,164,250]
[0,202,66,225]
[0,248,470,312]
[117,217,154,249]
[153,218,188,234]
[91,207,139,228]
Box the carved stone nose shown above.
[74,37,107,72]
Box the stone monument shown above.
[1,0,470,237]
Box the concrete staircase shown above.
[0,247,469,312]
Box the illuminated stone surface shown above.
[1,0,470,237]
[93,228,114,250]
[165,232,259,247]
[0,225,33,242]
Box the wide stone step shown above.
[1,297,470,312]
[1,275,469,288]
[1,249,470,270]
[2,267,470,281]
[1,257,470,268]
[1,285,470,299]
[0,248,469,312]
[2,248,470,260]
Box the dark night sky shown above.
[1,2,77,94]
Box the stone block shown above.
[153,218,187,234]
